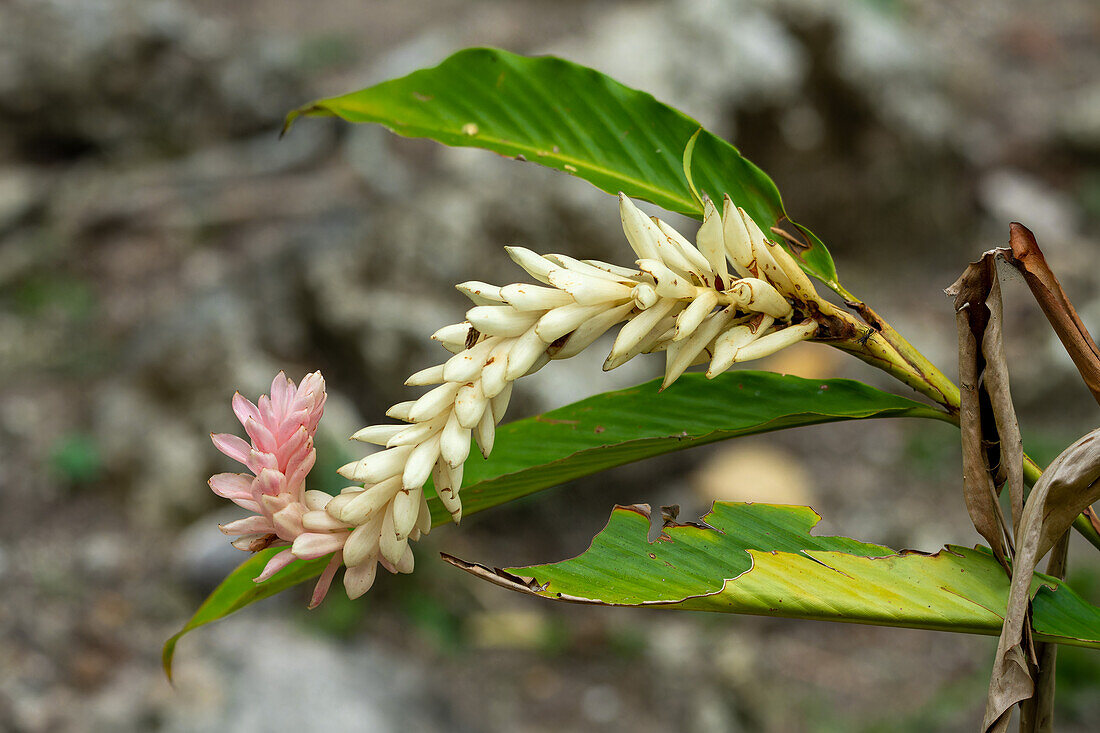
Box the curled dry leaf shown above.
[946,251,1024,570]
[983,428,1100,733]
[1018,531,1070,733]
[1003,222,1100,407]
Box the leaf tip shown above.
[161,635,180,685]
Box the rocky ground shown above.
[2,0,1099,731]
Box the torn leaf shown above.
[444,502,1100,648]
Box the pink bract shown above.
[209,371,348,607]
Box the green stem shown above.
[831,284,1100,552]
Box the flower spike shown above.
[333,196,827,597]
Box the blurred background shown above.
[3,0,1100,730]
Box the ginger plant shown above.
[168,48,1100,731]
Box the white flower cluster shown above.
[326,194,824,596]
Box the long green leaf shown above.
[162,549,330,680]
[164,373,946,674]
[284,47,838,287]
[450,372,946,523]
[447,502,1100,649]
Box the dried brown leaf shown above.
[947,251,1020,568]
[1021,531,1070,733]
[1003,223,1100,407]
[983,428,1100,733]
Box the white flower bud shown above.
[393,545,415,574]
[456,281,506,305]
[339,195,826,597]
[322,492,356,519]
[440,410,471,468]
[480,339,513,398]
[609,298,677,364]
[535,302,607,343]
[490,382,513,423]
[342,515,384,566]
[633,282,659,309]
[553,301,635,359]
[379,505,407,566]
[337,445,414,483]
[734,321,818,361]
[408,381,463,421]
[729,278,793,319]
[475,407,495,458]
[581,259,642,279]
[545,253,636,284]
[721,195,756,278]
[385,400,416,421]
[655,218,713,282]
[763,235,820,304]
[404,364,446,387]
[441,336,498,384]
[336,475,402,525]
[618,193,663,261]
[738,207,796,295]
[637,259,697,299]
[707,315,774,377]
[500,283,575,310]
[386,412,447,447]
[466,305,542,337]
[504,328,549,380]
[392,486,422,541]
[525,353,551,376]
[505,246,555,283]
[436,483,463,523]
[303,490,334,511]
[343,560,378,598]
[402,433,441,491]
[351,424,405,445]
[454,380,488,428]
[547,267,635,305]
[431,323,472,352]
[696,197,729,287]
[673,289,719,341]
[663,307,738,389]
[432,459,462,496]
[416,491,432,535]
[302,510,348,532]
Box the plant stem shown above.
[832,284,1100,552]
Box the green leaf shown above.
[164,372,946,675]
[162,549,330,681]
[446,502,1100,649]
[284,47,838,288]
[449,371,947,524]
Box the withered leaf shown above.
[1003,223,1100,407]
[983,428,1100,733]
[1018,531,1070,733]
[947,251,1023,569]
